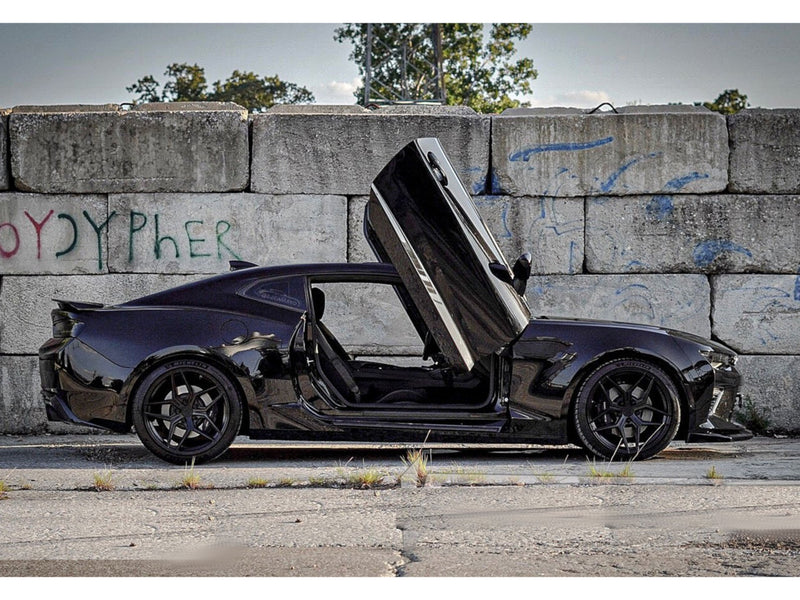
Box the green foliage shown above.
[127,63,314,112]
[334,23,537,113]
[0,480,9,500]
[701,89,750,115]
[735,395,771,435]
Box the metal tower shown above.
[363,24,446,106]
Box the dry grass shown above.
[92,470,115,492]
[588,459,634,479]
[348,469,385,489]
[706,465,723,481]
[176,459,208,490]
[246,477,269,488]
[0,480,9,500]
[401,448,430,487]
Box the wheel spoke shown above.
[175,424,193,450]
[166,416,183,445]
[194,412,221,436]
[590,406,620,424]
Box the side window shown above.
[313,281,423,358]
[240,277,307,312]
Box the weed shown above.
[0,480,8,500]
[177,458,205,490]
[92,470,115,492]
[348,469,385,489]
[308,476,328,486]
[735,395,771,436]
[535,472,555,484]
[587,459,634,479]
[401,448,430,486]
[705,465,723,481]
[246,477,269,488]
[277,477,296,487]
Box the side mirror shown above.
[512,252,532,296]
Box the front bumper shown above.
[686,363,752,443]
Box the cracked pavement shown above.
[1,435,800,576]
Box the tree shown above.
[701,89,749,115]
[334,24,538,113]
[126,63,314,112]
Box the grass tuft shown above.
[705,465,723,481]
[246,477,269,489]
[177,458,206,490]
[401,448,430,487]
[348,468,385,489]
[92,470,115,492]
[588,459,634,480]
[0,480,9,500]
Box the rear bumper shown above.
[39,337,129,432]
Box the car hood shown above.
[530,315,736,355]
[364,138,531,372]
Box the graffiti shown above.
[693,240,752,268]
[509,136,615,162]
[0,207,240,271]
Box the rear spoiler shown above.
[54,299,104,311]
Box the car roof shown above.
[120,262,399,308]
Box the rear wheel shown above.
[573,358,680,461]
[132,359,242,464]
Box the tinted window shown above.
[240,277,306,311]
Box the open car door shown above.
[365,138,531,372]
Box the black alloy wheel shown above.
[132,359,242,464]
[573,358,681,461]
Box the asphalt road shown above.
[1,434,800,577]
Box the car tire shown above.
[573,358,681,461]
[132,359,242,464]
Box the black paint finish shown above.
[38,140,751,463]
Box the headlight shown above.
[700,349,737,369]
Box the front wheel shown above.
[132,359,242,464]
[573,358,681,461]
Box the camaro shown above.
[39,138,751,464]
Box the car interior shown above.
[309,284,493,409]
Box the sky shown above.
[1,7,799,110]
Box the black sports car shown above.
[39,138,751,464]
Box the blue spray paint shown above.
[509,137,614,162]
[645,195,674,220]
[692,240,752,267]
[597,152,661,193]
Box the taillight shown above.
[51,310,83,338]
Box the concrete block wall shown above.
[1,102,799,433]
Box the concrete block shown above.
[492,106,728,197]
[108,193,347,274]
[0,355,46,433]
[251,105,490,195]
[348,195,584,275]
[0,193,109,274]
[712,275,800,354]
[0,274,202,354]
[9,103,249,193]
[528,274,711,337]
[347,196,374,263]
[0,109,8,190]
[729,109,800,194]
[586,194,800,274]
[474,196,584,275]
[737,355,800,432]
